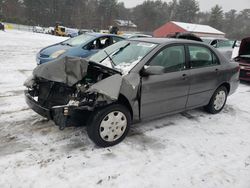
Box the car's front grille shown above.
[38,81,73,108]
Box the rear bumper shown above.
[240,77,250,81]
[239,63,250,81]
[24,90,52,119]
[229,79,240,96]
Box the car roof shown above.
[87,32,124,38]
[201,37,228,40]
[128,37,205,45]
[122,33,152,37]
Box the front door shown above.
[140,45,190,119]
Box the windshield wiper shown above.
[100,42,131,64]
[112,42,130,57]
[62,42,72,47]
[104,50,116,68]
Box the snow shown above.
[172,21,225,35]
[0,30,250,188]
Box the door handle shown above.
[215,68,219,74]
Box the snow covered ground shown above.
[0,30,250,188]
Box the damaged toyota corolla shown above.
[24,38,240,147]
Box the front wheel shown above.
[87,104,131,147]
[205,86,228,114]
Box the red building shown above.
[154,21,225,38]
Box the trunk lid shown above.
[239,37,250,57]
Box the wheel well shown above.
[118,94,133,120]
[219,83,230,93]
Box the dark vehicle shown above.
[25,38,239,147]
[167,32,203,42]
[0,22,5,31]
[109,26,119,34]
[36,33,124,64]
[234,37,250,81]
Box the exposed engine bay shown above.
[29,62,117,108]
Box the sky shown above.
[118,0,250,12]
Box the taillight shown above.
[234,57,240,62]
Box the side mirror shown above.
[141,66,164,76]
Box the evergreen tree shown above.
[223,9,237,39]
[175,0,199,23]
[209,5,224,30]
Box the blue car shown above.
[36,33,124,64]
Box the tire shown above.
[87,104,131,147]
[205,86,228,114]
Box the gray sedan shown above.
[24,38,240,147]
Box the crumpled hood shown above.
[239,37,250,56]
[33,56,89,86]
[27,56,124,101]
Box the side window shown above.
[90,37,111,50]
[149,45,186,73]
[113,36,123,43]
[211,40,218,48]
[188,45,218,68]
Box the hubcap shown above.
[214,90,226,111]
[99,111,127,142]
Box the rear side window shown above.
[113,36,123,43]
[188,45,219,68]
[149,45,186,73]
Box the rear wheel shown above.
[87,104,131,147]
[205,86,228,114]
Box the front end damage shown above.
[24,56,129,130]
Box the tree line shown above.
[0,0,249,39]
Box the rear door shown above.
[186,45,222,108]
[140,45,190,119]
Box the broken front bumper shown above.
[25,90,93,130]
[24,90,52,119]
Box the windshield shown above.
[90,41,157,73]
[62,34,95,47]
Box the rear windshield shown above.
[217,40,234,48]
[202,39,212,44]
